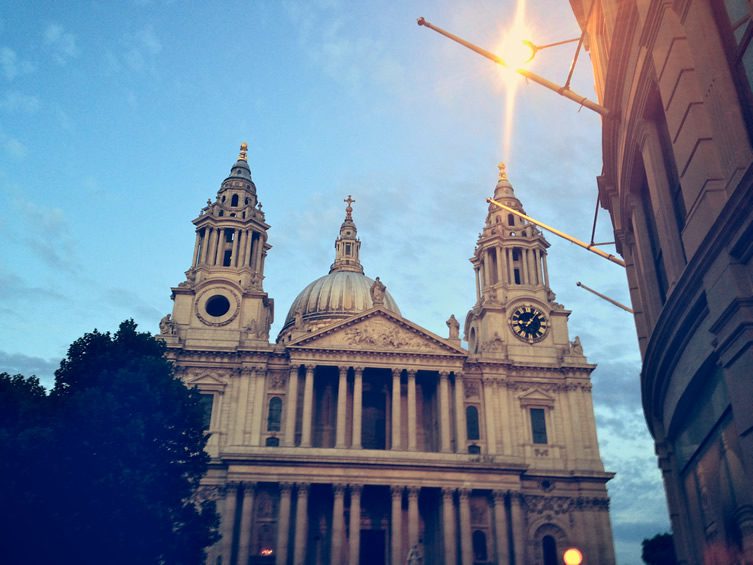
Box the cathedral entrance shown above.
[359,530,386,565]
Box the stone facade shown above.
[568,1,753,562]
[160,147,615,564]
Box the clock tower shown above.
[465,163,574,366]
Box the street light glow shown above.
[563,547,584,565]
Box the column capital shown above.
[439,370,450,379]
[458,488,471,500]
[280,482,293,494]
[392,367,402,377]
[333,483,346,496]
[349,484,363,496]
[354,366,364,376]
[390,485,404,498]
[289,365,300,375]
[224,482,241,494]
[407,486,420,499]
[296,482,310,494]
[305,364,316,373]
[441,487,455,498]
[406,369,417,378]
[453,370,463,380]
[338,366,349,376]
[242,481,257,492]
[492,490,506,503]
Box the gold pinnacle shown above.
[498,162,508,181]
[239,142,248,161]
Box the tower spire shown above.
[330,195,363,273]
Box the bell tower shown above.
[162,143,273,348]
[464,163,574,364]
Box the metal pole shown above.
[486,198,626,267]
[417,17,612,118]
[577,281,634,313]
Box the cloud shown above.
[123,25,162,72]
[12,198,79,272]
[0,269,70,304]
[0,47,35,80]
[0,350,60,388]
[44,23,79,64]
[2,136,28,158]
[102,287,163,322]
[0,91,41,113]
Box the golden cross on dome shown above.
[497,162,508,181]
[344,194,355,219]
[238,142,248,161]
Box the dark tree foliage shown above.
[642,532,678,565]
[0,320,218,565]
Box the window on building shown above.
[265,436,280,447]
[345,242,352,255]
[514,268,521,284]
[225,229,234,242]
[508,213,515,226]
[198,393,214,430]
[530,408,548,444]
[714,0,753,137]
[231,194,239,207]
[472,530,488,561]
[267,397,282,432]
[638,169,669,303]
[542,535,558,565]
[467,406,480,440]
[222,250,232,267]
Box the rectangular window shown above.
[530,408,548,444]
[345,242,351,255]
[198,393,214,430]
[223,250,232,267]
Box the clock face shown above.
[510,305,549,343]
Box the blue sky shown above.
[0,1,668,562]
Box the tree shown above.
[642,532,677,565]
[0,321,218,565]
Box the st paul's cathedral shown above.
[159,144,616,565]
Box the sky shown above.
[0,1,669,562]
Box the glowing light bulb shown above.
[563,547,583,565]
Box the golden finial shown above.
[238,142,248,161]
[497,162,508,181]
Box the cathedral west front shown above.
[160,144,616,565]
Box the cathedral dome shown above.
[281,270,400,332]
[279,195,400,337]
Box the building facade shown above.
[569,1,753,562]
[160,146,615,564]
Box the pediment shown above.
[185,373,226,387]
[288,307,466,356]
[518,388,555,406]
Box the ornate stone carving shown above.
[524,495,575,516]
[464,380,480,399]
[343,322,424,349]
[446,314,460,340]
[159,313,176,335]
[480,331,505,352]
[269,372,286,390]
[370,276,386,305]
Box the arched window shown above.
[267,397,282,431]
[231,194,239,207]
[542,535,558,565]
[508,213,515,226]
[467,406,480,440]
[472,530,488,561]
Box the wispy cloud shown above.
[0,350,59,388]
[0,90,40,113]
[12,198,79,272]
[0,47,35,80]
[2,136,28,158]
[44,23,79,65]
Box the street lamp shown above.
[416,17,612,118]
[563,547,584,565]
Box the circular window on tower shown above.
[205,295,230,317]
[195,288,240,326]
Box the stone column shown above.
[458,488,473,565]
[407,486,420,549]
[300,365,315,447]
[521,249,529,284]
[510,492,526,565]
[251,368,266,446]
[237,229,247,267]
[276,483,293,565]
[454,372,467,453]
[255,235,264,273]
[200,227,211,266]
[206,227,217,265]
[237,482,256,565]
[474,266,481,302]
[542,250,549,287]
[192,232,201,267]
[493,491,510,565]
[332,484,346,564]
[293,484,309,565]
[215,228,225,266]
[439,371,451,452]
[496,246,505,283]
[336,367,348,448]
[407,370,417,451]
[391,368,402,450]
[348,485,362,565]
[285,366,299,446]
[245,230,254,268]
[352,368,363,448]
[441,488,457,565]
[221,483,239,565]
[483,380,498,454]
[390,486,403,565]
[231,229,240,267]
